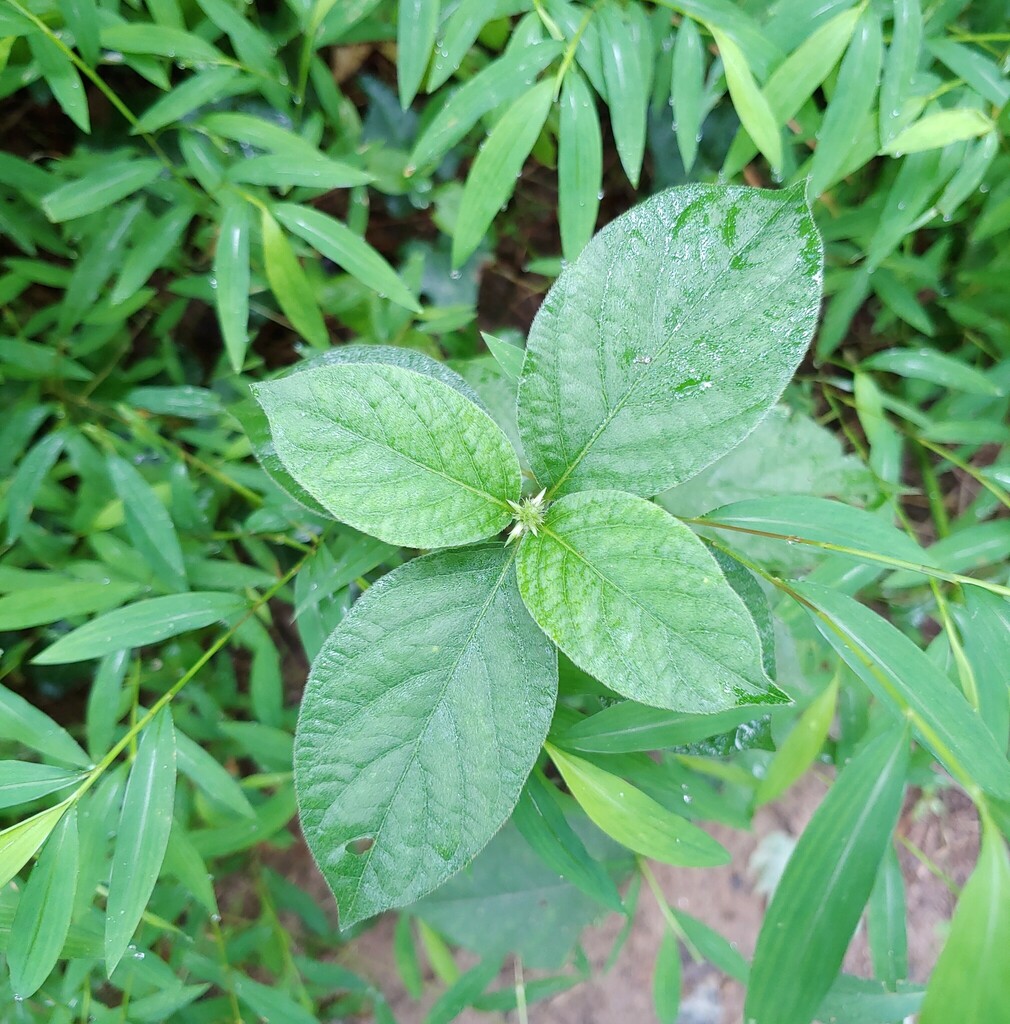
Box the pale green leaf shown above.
[28,33,90,133]
[0,684,90,768]
[252,362,520,548]
[0,798,73,890]
[919,822,1010,1024]
[867,843,907,990]
[41,160,162,222]
[99,23,226,63]
[111,204,195,305]
[7,433,65,545]
[929,37,1010,109]
[0,762,81,811]
[558,68,602,262]
[105,708,176,974]
[882,108,994,156]
[861,346,1002,396]
[756,677,838,805]
[213,198,252,372]
[809,9,882,195]
[671,18,705,173]
[33,593,247,665]
[546,745,729,866]
[397,0,439,107]
[516,184,822,498]
[226,153,371,189]
[132,67,243,134]
[295,546,557,926]
[795,582,1010,801]
[107,455,187,593]
[653,929,682,1024]
[879,0,922,145]
[273,203,421,312]
[746,725,909,1024]
[710,26,782,172]
[260,208,328,349]
[480,331,524,381]
[451,79,554,267]
[517,491,788,712]
[407,40,561,173]
[0,580,140,630]
[8,808,78,998]
[599,3,648,187]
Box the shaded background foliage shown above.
[0,0,1009,1021]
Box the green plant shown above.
[252,182,820,924]
[2,0,1010,1020]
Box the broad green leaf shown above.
[425,0,500,90]
[795,582,1010,801]
[709,26,782,172]
[671,18,704,173]
[558,68,602,262]
[480,331,524,382]
[0,684,90,768]
[723,6,862,178]
[397,0,439,107]
[512,770,624,913]
[546,745,729,866]
[407,40,561,173]
[937,131,999,219]
[517,491,788,712]
[252,362,520,548]
[882,108,993,156]
[274,203,421,312]
[700,496,931,570]
[817,976,925,1024]
[0,579,140,630]
[213,198,253,372]
[599,3,648,188]
[556,701,772,755]
[746,725,909,1024]
[260,208,328,348]
[879,0,922,145]
[33,593,247,665]
[867,843,907,990]
[107,455,187,593]
[516,184,822,498]
[7,432,65,544]
[8,808,78,998]
[756,677,838,805]
[0,798,72,889]
[105,708,176,974]
[86,651,129,760]
[919,822,1010,1024]
[808,9,882,196]
[451,79,554,267]
[653,930,682,1024]
[28,33,90,133]
[0,762,81,811]
[226,153,371,189]
[41,160,162,222]
[132,67,243,134]
[294,546,557,926]
[861,346,1002,396]
[198,112,319,155]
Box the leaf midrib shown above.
[345,550,517,920]
[544,196,794,498]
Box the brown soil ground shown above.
[284,773,978,1024]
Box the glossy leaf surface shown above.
[517,185,822,498]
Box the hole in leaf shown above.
[348,836,374,856]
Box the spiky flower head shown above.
[505,488,547,545]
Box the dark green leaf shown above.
[295,546,557,926]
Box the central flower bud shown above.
[505,488,547,545]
